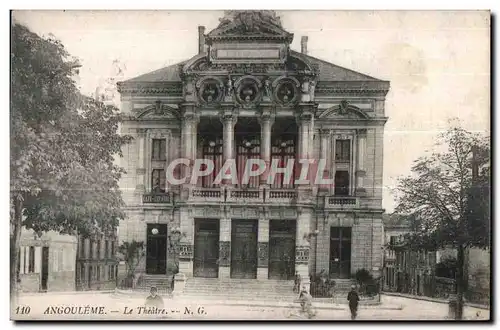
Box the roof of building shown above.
[383,213,411,229]
[122,50,382,84]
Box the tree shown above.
[117,241,145,288]
[10,23,132,298]
[394,125,490,319]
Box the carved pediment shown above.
[134,102,180,119]
[319,101,370,120]
[206,11,293,43]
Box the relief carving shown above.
[258,242,269,268]
[218,241,231,267]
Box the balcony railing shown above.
[226,188,263,203]
[189,187,224,202]
[266,189,297,204]
[142,192,171,204]
[325,196,359,209]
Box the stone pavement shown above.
[11,291,490,321]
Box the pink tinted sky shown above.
[12,10,490,212]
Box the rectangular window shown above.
[390,236,397,246]
[152,139,167,161]
[105,240,109,259]
[335,139,351,162]
[334,170,350,196]
[28,246,35,273]
[111,241,115,258]
[151,169,166,193]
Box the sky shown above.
[11,10,490,212]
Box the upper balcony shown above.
[324,195,360,209]
[142,192,172,204]
[185,186,298,205]
[141,188,362,209]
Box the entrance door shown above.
[41,247,49,291]
[194,219,219,278]
[329,227,351,279]
[269,220,296,280]
[231,220,258,279]
[146,224,167,274]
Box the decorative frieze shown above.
[219,241,231,267]
[269,208,297,219]
[231,207,260,219]
[257,242,269,268]
[192,207,222,218]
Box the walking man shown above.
[347,285,360,320]
[297,285,315,319]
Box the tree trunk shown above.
[10,195,23,302]
[455,244,465,320]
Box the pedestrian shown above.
[297,285,315,319]
[145,286,164,309]
[347,284,360,320]
[293,271,301,293]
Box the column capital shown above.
[357,128,367,137]
[219,109,238,127]
[319,128,331,137]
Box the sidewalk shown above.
[381,292,490,310]
[113,289,404,311]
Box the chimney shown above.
[198,26,206,54]
[301,36,308,55]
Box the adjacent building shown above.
[75,232,118,291]
[116,11,390,289]
[16,228,77,292]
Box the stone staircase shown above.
[182,277,297,302]
[135,274,173,295]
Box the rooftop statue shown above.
[217,10,283,31]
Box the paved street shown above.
[11,292,490,321]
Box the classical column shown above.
[296,115,311,160]
[257,216,269,279]
[356,129,367,196]
[221,111,237,186]
[259,114,273,186]
[181,112,195,200]
[191,115,199,161]
[222,113,237,161]
[319,129,331,193]
[296,112,313,199]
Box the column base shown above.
[218,266,230,279]
[257,267,268,279]
[179,260,193,278]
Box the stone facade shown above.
[116,11,389,288]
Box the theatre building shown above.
[116,11,389,290]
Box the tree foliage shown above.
[11,23,132,235]
[10,23,132,294]
[394,126,490,250]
